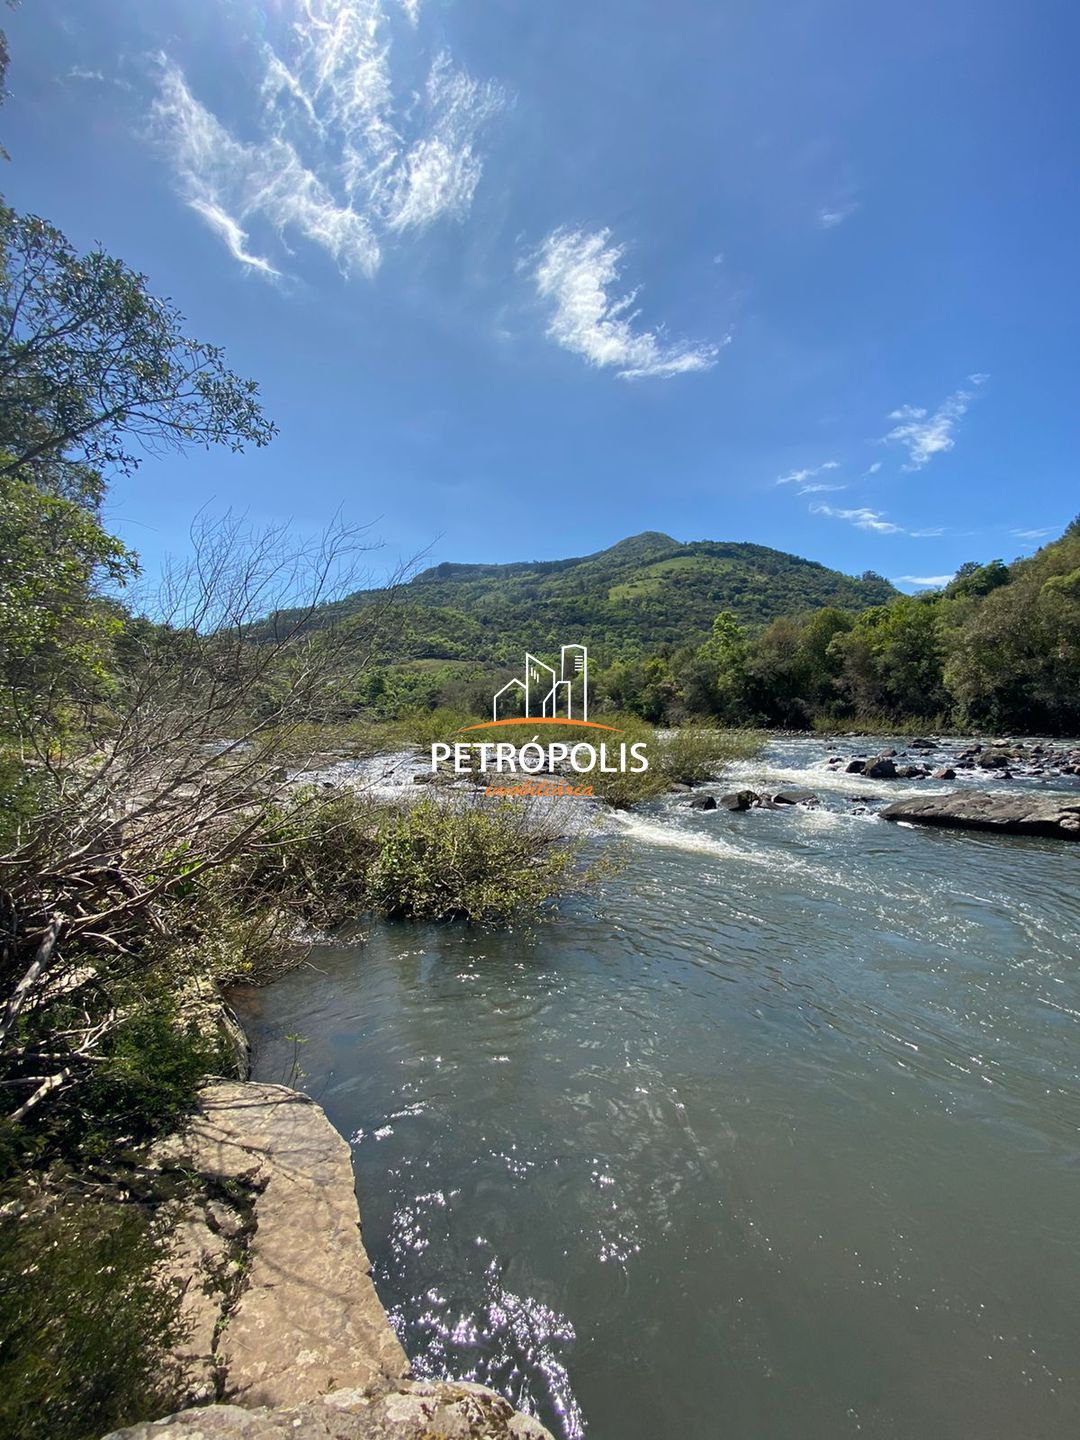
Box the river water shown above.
[236,737,1080,1440]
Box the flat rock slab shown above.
[155,1081,409,1407]
[103,1382,554,1440]
[881,790,1080,841]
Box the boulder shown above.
[862,758,897,780]
[102,1382,555,1440]
[772,789,818,805]
[977,749,1013,769]
[688,794,717,810]
[933,767,956,780]
[845,759,866,774]
[151,1082,409,1408]
[881,790,1080,841]
[717,790,759,811]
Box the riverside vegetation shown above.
[1,24,1079,1437]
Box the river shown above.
[235,736,1080,1440]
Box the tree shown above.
[0,473,136,739]
[0,205,281,750]
[0,207,275,494]
[945,559,1009,599]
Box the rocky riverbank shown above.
[110,1081,553,1440]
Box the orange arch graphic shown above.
[457,717,623,733]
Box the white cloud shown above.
[150,0,504,281]
[894,575,953,588]
[1011,526,1055,540]
[532,228,722,380]
[811,504,904,534]
[385,54,504,231]
[817,198,859,229]
[863,460,882,476]
[882,374,988,469]
[910,527,944,538]
[188,199,281,277]
[798,482,845,494]
[776,461,839,486]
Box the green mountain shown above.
[324,532,898,663]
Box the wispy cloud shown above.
[776,461,839,486]
[811,504,904,534]
[894,575,953,588]
[150,0,505,281]
[817,198,859,229]
[188,199,282,278]
[1011,526,1056,541]
[863,460,882,477]
[798,482,845,494]
[882,374,988,469]
[532,228,722,380]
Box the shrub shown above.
[654,725,763,786]
[220,787,384,936]
[0,1194,186,1440]
[368,796,584,923]
[2,976,231,1173]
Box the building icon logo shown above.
[492,645,589,723]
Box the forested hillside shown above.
[305,530,897,661]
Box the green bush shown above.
[0,1195,186,1440]
[1,979,230,1174]
[368,797,584,923]
[654,725,763,786]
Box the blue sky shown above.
[4,0,1078,592]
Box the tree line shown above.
[592,532,1080,735]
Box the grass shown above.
[0,1191,188,1440]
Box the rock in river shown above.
[881,790,1080,841]
[717,790,759,810]
[689,794,718,810]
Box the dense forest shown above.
[592,523,1080,733]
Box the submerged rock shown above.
[772,789,818,806]
[881,791,1080,841]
